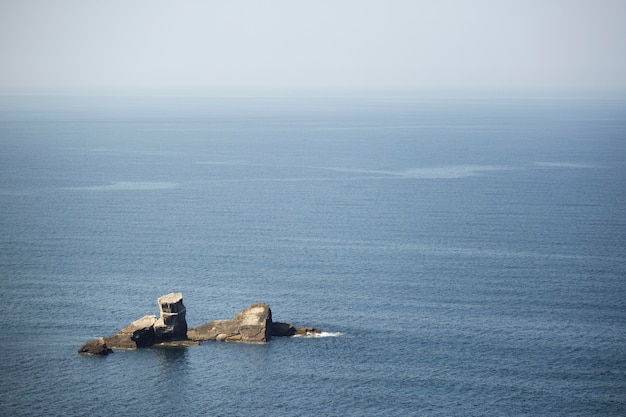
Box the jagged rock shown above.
[271,321,296,337]
[100,293,188,349]
[103,315,157,349]
[153,292,187,340]
[78,338,113,355]
[294,327,321,337]
[188,303,273,343]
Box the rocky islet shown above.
[78,293,320,355]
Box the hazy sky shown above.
[1,0,625,94]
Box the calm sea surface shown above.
[1,94,625,416]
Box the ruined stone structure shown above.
[153,292,188,340]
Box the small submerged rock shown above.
[294,327,322,337]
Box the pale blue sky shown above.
[1,0,625,94]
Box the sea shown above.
[0,93,625,416]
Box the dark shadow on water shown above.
[149,346,192,401]
[151,345,190,366]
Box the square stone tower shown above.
[153,292,188,340]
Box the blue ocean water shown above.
[1,94,625,416]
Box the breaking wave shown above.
[293,332,343,338]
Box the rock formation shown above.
[187,303,319,342]
[188,303,273,343]
[154,292,187,340]
[83,293,190,351]
[77,338,113,355]
[271,321,296,337]
[103,315,158,349]
[78,293,321,353]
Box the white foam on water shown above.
[293,332,343,338]
[0,189,31,196]
[534,162,596,169]
[195,160,249,165]
[307,164,513,179]
[191,163,516,181]
[400,165,511,179]
[65,181,178,191]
